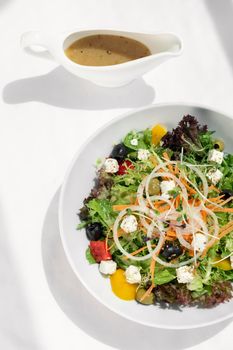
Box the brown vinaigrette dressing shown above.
[65,34,151,66]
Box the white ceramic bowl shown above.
[59,103,233,329]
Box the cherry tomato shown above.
[118,160,134,175]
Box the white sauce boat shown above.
[21,29,182,87]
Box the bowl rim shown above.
[59,102,233,329]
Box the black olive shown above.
[110,143,129,160]
[220,189,233,200]
[86,223,103,240]
[161,242,183,261]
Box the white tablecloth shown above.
[0,0,233,349]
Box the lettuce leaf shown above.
[154,268,176,285]
[85,247,96,264]
[86,199,116,228]
[123,131,148,150]
[187,275,203,291]
[110,183,138,204]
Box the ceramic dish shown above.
[59,103,233,329]
[21,29,182,87]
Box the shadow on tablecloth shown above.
[204,0,233,72]
[0,203,42,349]
[41,189,232,350]
[3,66,155,110]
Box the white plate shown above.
[59,103,233,329]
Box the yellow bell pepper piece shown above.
[212,256,232,271]
[152,124,167,145]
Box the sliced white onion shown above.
[145,171,189,210]
[154,254,202,268]
[183,163,209,198]
[176,227,193,250]
[137,177,148,210]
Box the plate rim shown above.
[59,102,233,329]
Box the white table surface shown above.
[1,0,233,349]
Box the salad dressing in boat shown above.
[65,34,151,66]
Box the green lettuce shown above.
[86,199,116,228]
[154,268,176,285]
[123,129,151,151]
[187,275,203,291]
[85,247,96,264]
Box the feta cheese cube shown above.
[99,260,117,275]
[120,215,138,233]
[176,266,195,284]
[125,265,141,284]
[104,158,119,173]
[138,149,150,161]
[130,138,138,146]
[160,180,176,199]
[208,149,224,165]
[191,233,207,253]
[206,169,223,185]
[230,255,233,269]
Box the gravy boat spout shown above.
[21,29,183,87]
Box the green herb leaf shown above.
[154,268,176,285]
[85,247,96,264]
[86,199,116,228]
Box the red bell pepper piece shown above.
[89,241,112,263]
[118,160,134,175]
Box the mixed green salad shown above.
[78,115,233,307]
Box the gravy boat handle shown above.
[20,31,54,60]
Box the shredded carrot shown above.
[165,236,176,241]
[201,210,207,222]
[208,185,220,193]
[219,196,233,207]
[153,203,170,212]
[181,179,197,195]
[163,152,174,172]
[105,239,109,252]
[108,242,115,251]
[166,229,176,237]
[140,242,165,302]
[163,151,170,161]
[183,234,192,242]
[117,228,124,237]
[174,164,179,175]
[219,220,233,233]
[150,257,156,275]
[188,249,194,257]
[154,200,167,205]
[123,244,156,260]
[175,195,180,209]
[112,204,132,211]
[188,199,201,207]
[159,205,171,212]
[140,283,155,302]
[212,207,233,213]
[218,225,233,239]
[207,194,225,204]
